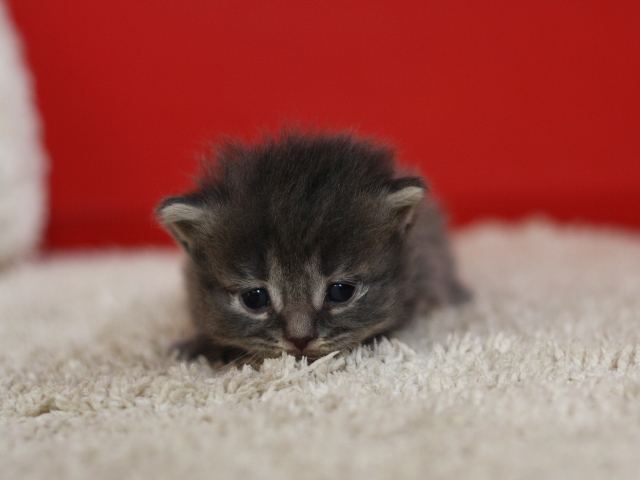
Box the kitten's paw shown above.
[169,333,248,364]
[449,280,472,305]
[169,333,215,360]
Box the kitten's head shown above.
[158,131,426,360]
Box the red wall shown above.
[8,1,640,247]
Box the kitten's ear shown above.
[156,196,207,254]
[385,177,427,234]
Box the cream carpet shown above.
[2,221,640,479]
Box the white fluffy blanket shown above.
[2,221,640,479]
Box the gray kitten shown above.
[158,130,469,362]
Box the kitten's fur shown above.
[158,130,469,362]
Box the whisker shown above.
[229,350,252,364]
[231,352,254,367]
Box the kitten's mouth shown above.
[283,342,339,361]
[279,338,321,360]
[284,347,320,360]
[286,350,322,361]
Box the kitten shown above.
[157,130,469,362]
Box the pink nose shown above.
[286,335,315,352]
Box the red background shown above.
[8,1,640,248]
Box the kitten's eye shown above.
[325,283,356,304]
[241,288,271,311]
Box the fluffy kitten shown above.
[158,130,469,362]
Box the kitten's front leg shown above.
[170,332,247,363]
[170,332,216,360]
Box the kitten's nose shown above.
[285,335,316,352]
[283,310,316,352]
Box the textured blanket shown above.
[2,221,640,479]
